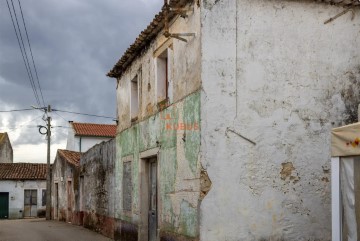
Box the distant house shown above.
[0,163,46,219]
[51,149,82,224]
[0,132,13,163]
[66,122,116,152]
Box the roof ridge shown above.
[72,122,116,126]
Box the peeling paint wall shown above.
[200,0,360,240]
[116,2,201,134]
[80,139,116,238]
[115,2,202,240]
[115,92,201,240]
[51,154,79,223]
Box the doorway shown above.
[139,153,159,241]
[148,158,157,241]
[24,190,37,217]
[54,183,59,219]
[0,192,9,219]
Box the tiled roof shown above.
[71,122,117,137]
[0,163,47,180]
[58,149,81,167]
[107,0,358,79]
[107,0,193,79]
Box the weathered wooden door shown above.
[148,158,157,241]
[55,183,59,219]
[0,192,9,219]
[24,190,37,217]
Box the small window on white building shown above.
[131,75,139,120]
[156,49,169,104]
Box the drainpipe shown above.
[79,137,82,152]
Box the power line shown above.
[52,109,116,119]
[0,108,35,113]
[53,111,68,122]
[17,0,46,107]
[10,0,41,106]
[6,0,40,106]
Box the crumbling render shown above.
[200,167,212,200]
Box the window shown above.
[156,49,169,103]
[131,75,139,120]
[42,189,46,206]
[123,161,132,211]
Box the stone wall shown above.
[80,139,116,238]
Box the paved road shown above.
[0,218,112,241]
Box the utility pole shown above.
[37,105,52,220]
[45,105,51,220]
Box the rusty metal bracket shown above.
[324,7,355,24]
[163,0,196,42]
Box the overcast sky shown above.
[0,0,163,163]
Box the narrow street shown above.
[0,218,112,241]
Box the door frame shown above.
[139,147,160,241]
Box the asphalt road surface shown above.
[0,218,112,241]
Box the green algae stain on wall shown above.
[184,92,201,175]
[115,91,201,238]
[179,200,198,237]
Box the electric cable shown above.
[17,0,46,107]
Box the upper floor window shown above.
[131,74,139,120]
[156,49,169,104]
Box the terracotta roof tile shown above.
[58,149,82,167]
[0,163,47,180]
[71,122,116,137]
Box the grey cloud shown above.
[0,0,163,161]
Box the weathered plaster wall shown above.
[116,1,201,133]
[0,136,13,163]
[115,92,201,240]
[80,139,115,238]
[0,180,45,219]
[51,155,79,223]
[200,0,360,240]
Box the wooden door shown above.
[148,158,157,241]
[24,190,37,217]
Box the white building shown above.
[0,163,47,219]
[107,0,360,240]
[66,122,116,153]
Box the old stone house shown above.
[107,0,360,240]
[51,149,82,224]
[66,122,116,152]
[0,132,13,163]
[51,140,116,239]
[0,163,46,219]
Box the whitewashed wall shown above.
[200,0,360,240]
[0,180,46,219]
[66,126,111,153]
